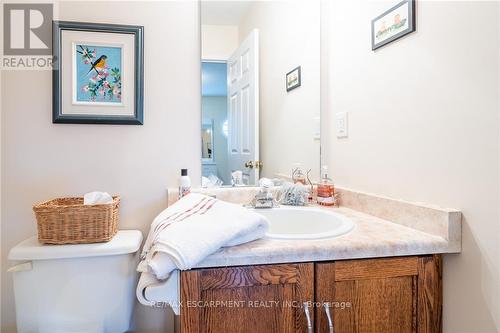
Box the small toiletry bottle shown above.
[292,163,306,185]
[317,166,335,206]
[179,169,191,199]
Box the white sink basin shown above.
[254,206,354,240]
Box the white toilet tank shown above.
[8,230,143,333]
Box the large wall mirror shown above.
[201,0,321,187]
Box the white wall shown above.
[324,1,500,332]
[201,24,239,60]
[1,1,200,332]
[239,0,321,180]
[0,12,3,329]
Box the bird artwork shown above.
[86,55,108,75]
[75,44,122,103]
[76,45,107,76]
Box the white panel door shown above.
[227,29,259,185]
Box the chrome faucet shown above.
[248,183,277,209]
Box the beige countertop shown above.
[194,206,454,268]
[166,186,462,269]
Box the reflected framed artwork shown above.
[286,66,301,92]
[372,0,416,50]
[53,21,144,124]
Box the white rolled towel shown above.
[136,271,181,314]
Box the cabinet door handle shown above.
[303,302,313,333]
[323,303,334,333]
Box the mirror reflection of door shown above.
[227,30,259,186]
[201,1,321,187]
[201,6,260,187]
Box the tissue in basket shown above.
[33,196,120,244]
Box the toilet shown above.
[8,230,143,333]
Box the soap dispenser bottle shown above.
[317,166,335,206]
[179,169,191,199]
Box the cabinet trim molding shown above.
[199,263,300,290]
[334,256,418,281]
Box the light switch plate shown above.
[336,112,348,138]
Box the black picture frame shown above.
[286,66,301,92]
[371,0,416,51]
[52,21,144,125]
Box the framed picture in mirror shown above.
[286,66,301,92]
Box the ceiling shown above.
[201,1,253,25]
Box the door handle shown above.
[254,160,263,169]
[323,303,334,333]
[303,302,313,333]
[244,161,254,168]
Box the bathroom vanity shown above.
[180,255,441,333]
[165,186,461,333]
[178,1,462,331]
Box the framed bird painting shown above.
[53,21,144,124]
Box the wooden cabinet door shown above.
[315,255,442,333]
[181,263,314,333]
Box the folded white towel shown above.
[136,193,269,306]
[83,191,113,205]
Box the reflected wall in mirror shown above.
[201,0,321,187]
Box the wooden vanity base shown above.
[180,255,442,333]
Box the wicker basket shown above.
[33,196,120,245]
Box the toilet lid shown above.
[8,230,143,261]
